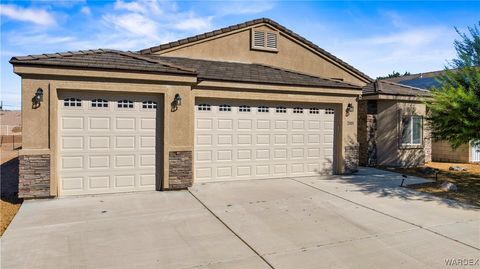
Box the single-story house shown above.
[390,71,480,163]
[357,79,432,167]
[11,18,373,198]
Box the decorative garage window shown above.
[258,106,269,113]
[142,101,157,109]
[219,104,232,112]
[197,104,211,111]
[91,99,108,108]
[276,107,286,113]
[325,108,335,115]
[293,107,303,114]
[401,115,423,146]
[239,105,251,112]
[117,100,134,108]
[309,108,320,114]
[64,98,82,107]
[252,30,278,51]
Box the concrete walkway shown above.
[2,168,479,268]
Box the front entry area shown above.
[194,100,336,182]
[58,91,161,196]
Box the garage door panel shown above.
[195,102,336,182]
[59,93,158,196]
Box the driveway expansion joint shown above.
[188,189,276,269]
[290,177,480,251]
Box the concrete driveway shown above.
[2,168,479,269]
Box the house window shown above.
[219,104,231,112]
[325,108,335,115]
[142,101,157,109]
[198,104,211,111]
[293,107,303,114]
[401,116,423,145]
[258,106,269,113]
[91,99,108,108]
[239,105,251,112]
[64,98,82,107]
[309,108,319,114]
[117,100,133,108]
[252,30,278,51]
[276,107,286,113]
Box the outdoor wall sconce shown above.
[346,103,354,116]
[32,88,43,109]
[171,93,182,112]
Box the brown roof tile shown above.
[363,80,431,97]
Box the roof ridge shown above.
[10,49,114,61]
[113,51,197,74]
[138,17,372,82]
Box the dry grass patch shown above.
[381,162,480,208]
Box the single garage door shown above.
[194,100,336,182]
[59,92,159,196]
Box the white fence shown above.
[472,143,480,162]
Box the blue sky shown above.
[1,1,479,110]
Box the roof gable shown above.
[139,18,372,84]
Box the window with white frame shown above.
[91,99,108,108]
[258,106,269,113]
[197,104,211,111]
[293,107,303,114]
[309,108,319,114]
[64,98,82,107]
[117,100,133,108]
[219,104,231,112]
[239,105,251,112]
[276,107,286,113]
[142,101,157,109]
[401,115,423,145]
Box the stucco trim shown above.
[13,66,198,84]
[196,80,361,96]
[361,94,430,101]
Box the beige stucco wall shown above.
[154,24,369,86]
[16,65,360,196]
[17,68,196,196]
[376,100,429,167]
[432,140,470,163]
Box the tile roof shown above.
[9,49,196,75]
[138,18,373,83]
[146,55,361,89]
[10,50,360,89]
[363,80,431,97]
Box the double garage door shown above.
[195,101,336,182]
[59,92,159,196]
[59,94,336,195]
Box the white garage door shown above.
[194,100,336,182]
[59,92,159,196]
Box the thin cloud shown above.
[80,6,91,15]
[214,1,275,16]
[0,4,56,26]
[174,16,213,31]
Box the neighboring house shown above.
[10,18,372,198]
[358,80,432,167]
[392,71,480,163]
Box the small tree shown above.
[426,22,480,148]
[377,71,411,80]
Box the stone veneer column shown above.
[18,154,51,198]
[168,151,193,189]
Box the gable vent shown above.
[266,32,277,49]
[253,31,265,47]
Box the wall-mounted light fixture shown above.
[171,93,182,112]
[346,103,354,116]
[32,88,44,109]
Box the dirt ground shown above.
[1,144,22,236]
[381,162,480,208]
